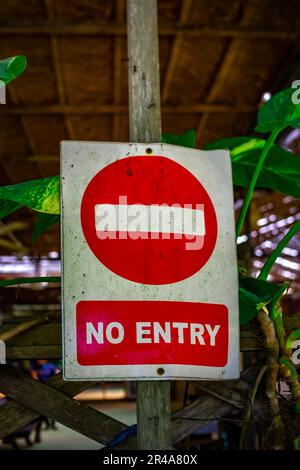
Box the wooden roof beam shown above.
[162,0,193,103]
[113,0,125,141]
[196,40,236,143]
[45,0,76,141]
[0,23,296,39]
[196,4,250,144]
[0,103,256,114]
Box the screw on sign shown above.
[61,142,239,380]
[80,155,218,284]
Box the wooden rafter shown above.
[171,367,265,444]
[44,0,76,141]
[162,0,193,103]
[0,364,136,449]
[113,0,125,141]
[196,40,236,142]
[0,363,270,447]
[0,375,97,439]
[196,3,248,143]
[0,23,297,40]
[0,103,256,114]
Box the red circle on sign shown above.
[81,156,217,284]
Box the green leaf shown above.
[239,288,263,325]
[0,176,60,215]
[269,283,289,317]
[0,55,27,85]
[33,213,60,244]
[0,199,22,219]
[279,357,298,378]
[255,88,300,133]
[295,404,300,415]
[259,221,300,281]
[204,136,300,198]
[286,329,300,350]
[0,276,61,288]
[161,129,196,148]
[239,277,285,325]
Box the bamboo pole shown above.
[127,0,171,450]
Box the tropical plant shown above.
[1,73,300,447]
[0,55,27,87]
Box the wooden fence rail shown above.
[0,317,299,447]
[0,364,136,449]
[0,363,261,446]
[1,316,300,360]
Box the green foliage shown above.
[294,434,300,449]
[160,129,196,148]
[239,288,264,325]
[259,221,300,281]
[269,283,289,318]
[0,199,21,219]
[239,277,286,325]
[0,176,60,215]
[279,357,298,378]
[0,276,60,288]
[204,136,300,198]
[286,329,300,350]
[32,213,60,243]
[256,88,300,133]
[0,55,27,86]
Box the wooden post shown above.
[127,0,172,450]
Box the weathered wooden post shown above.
[127,0,172,450]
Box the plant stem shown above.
[236,127,281,239]
[257,308,284,449]
[273,313,286,350]
[258,220,300,281]
[239,365,267,450]
[0,276,60,288]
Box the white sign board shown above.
[61,142,239,380]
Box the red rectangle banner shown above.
[76,301,228,367]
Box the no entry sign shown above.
[61,142,239,380]
[81,155,217,285]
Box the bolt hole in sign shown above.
[61,142,239,381]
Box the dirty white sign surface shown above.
[61,142,239,380]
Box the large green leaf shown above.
[239,288,263,325]
[204,136,300,198]
[256,87,300,133]
[161,129,196,148]
[32,213,60,244]
[0,55,27,86]
[239,277,286,325]
[0,199,22,219]
[0,176,60,215]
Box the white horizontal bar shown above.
[95,203,205,236]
